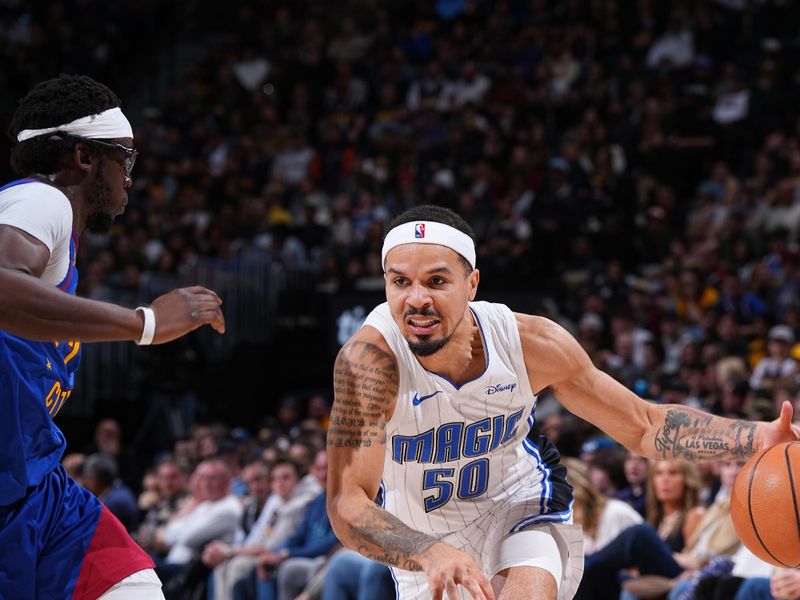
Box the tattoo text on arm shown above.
[653,407,756,460]
[348,504,438,570]
[328,341,398,450]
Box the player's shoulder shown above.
[513,313,573,347]
[1,179,66,198]
[336,324,398,371]
[0,179,71,211]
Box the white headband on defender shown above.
[382,221,476,270]
[17,107,133,143]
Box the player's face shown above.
[85,136,133,233]
[384,243,479,357]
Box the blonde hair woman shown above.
[645,460,705,552]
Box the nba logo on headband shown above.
[382,220,476,270]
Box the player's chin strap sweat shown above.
[16,107,134,142]
[381,221,476,270]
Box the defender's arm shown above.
[0,225,224,343]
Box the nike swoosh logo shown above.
[412,390,443,406]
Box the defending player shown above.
[0,75,224,599]
[326,205,799,600]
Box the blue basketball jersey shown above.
[0,179,81,505]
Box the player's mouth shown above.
[406,317,440,335]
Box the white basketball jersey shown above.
[363,301,573,536]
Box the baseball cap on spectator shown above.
[768,325,795,345]
[580,436,617,456]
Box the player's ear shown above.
[71,141,94,174]
[468,268,480,301]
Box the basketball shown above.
[730,441,800,567]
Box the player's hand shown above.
[757,401,800,452]
[420,542,495,600]
[147,286,225,343]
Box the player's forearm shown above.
[0,268,141,342]
[642,404,759,461]
[328,496,438,571]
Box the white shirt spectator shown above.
[749,356,797,391]
[243,473,321,550]
[646,28,695,69]
[713,89,750,125]
[583,498,644,555]
[163,494,243,564]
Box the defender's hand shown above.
[146,286,225,343]
[420,542,495,600]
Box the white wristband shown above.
[134,306,156,346]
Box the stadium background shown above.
[4,0,800,564]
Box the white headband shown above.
[17,107,133,143]
[382,221,476,270]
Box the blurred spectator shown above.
[586,447,628,497]
[137,458,189,557]
[749,325,798,392]
[616,452,649,517]
[577,459,740,600]
[207,457,320,600]
[646,460,705,553]
[234,450,337,600]
[155,459,242,583]
[61,453,86,484]
[138,468,161,512]
[320,549,395,600]
[564,458,643,555]
[82,453,139,532]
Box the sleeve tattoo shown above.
[653,407,757,460]
[329,341,438,570]
[328,340,397,449]
[348,504,437,571]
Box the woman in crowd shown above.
[563,457,643,555]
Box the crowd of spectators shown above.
[4,0,800,597]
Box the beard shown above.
[404,306,461,357]
[84,166,115,234]
[408,333,453,357]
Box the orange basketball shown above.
[730,441,800,567]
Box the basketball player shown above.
[326,205,799,600]
[0,75,224,599]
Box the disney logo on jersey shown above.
[485,382,517,395]
[412,390,442,406]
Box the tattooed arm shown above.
[518,314,799,460]
[326,329,435,568]
[327,327,494,600]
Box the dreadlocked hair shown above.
[8,74,121,176]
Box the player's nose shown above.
[406,282,432,309]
